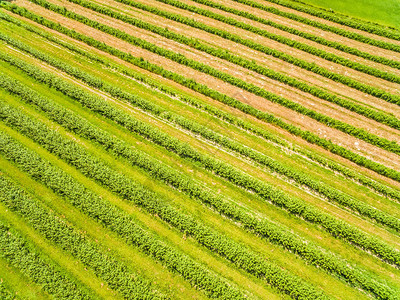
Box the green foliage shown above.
[0,72,396,298]
[117,0,400,77]
[0,88,333,299]
[0,176,167,300]
[0,131,249,300]
[0,281,19,300]
[1,36,398,233]
[1,62,399,270]
[0,9,399,185]
[0,220,93,299]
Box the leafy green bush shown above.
[0,176,167,299]
[0,219,93,299]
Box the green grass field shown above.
[297,0,400,29]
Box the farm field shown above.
[0,0,399,298]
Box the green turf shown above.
[298,0,400,29]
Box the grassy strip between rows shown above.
[2,9,399,189]
[0,90,334,300]
[2,61,399,269]
[0,70,396,299]
[0,175,168,300]
[0,217,94,299]
[229,0,400,51]
[155,0,400,69]
[32,0,400,123]
[2,37,398,233]
[260,0,400,40]
[116,0,400,82]
[0,281,19,300]
[0,131,252,300]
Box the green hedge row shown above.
[0,175,167,300]
[0,219,93,299]
[0,131,249,300]
[3,6,400,184]
[120,0,400,80]
[2,60,399,269]
[24,0,400,151]
[2,37,398,233]
[261,0,400,40]
[0,281,19,300]
[230,0,400,50]
[0,103,330,300]
[1,73,395,298]
[160,0,400,69]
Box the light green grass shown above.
[298,0,400,29]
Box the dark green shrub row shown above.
[19,0,400,153]
[4,5,400,184]
[0,131,249,300]
[0,219,93,299]
[121,0,400,79]
[2,61,399,268]
[0,175,167,300]
[159,0,400,69]
[261,0,400,40]
[3,37,398,232]
[230,0,400,51]
[0,281,19,300]
[0,104,329,300]
[1,74,395,299]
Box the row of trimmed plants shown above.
[0,175,167,299]
[0,72,396,298]
[2,62,399,269]
[0,216,94,299]
[117,0,400,77]
[3,6,400,184]
[2,37,398,232]
[50,0,400,107]
[0,102,331,300]
[0,130,250,300]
